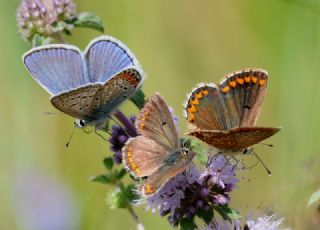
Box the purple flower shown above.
[201,155,239,189]
[17,0,76,41]
[109,111,137,164]
[146,155,239,227]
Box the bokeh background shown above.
[1,0,320,229]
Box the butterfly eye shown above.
[79,120,85,127]
[182,147,189,155]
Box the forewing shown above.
[135,93,180,152]
[141,151,196,196]
[87,68,143,122]
[184,84,231,131]
[218,69,268,127]
[85,36,142,83]
[50,84,101,120]
[23,45,87,95]
[187,127,280,150]
[122,136,167,178]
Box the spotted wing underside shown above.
[51,68,142,122]
[135,93,180,152]
[185,69,268,131]
[187,127,280,151]
[122,136,168,178]
[141,151,196,196]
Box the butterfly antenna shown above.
[258,142,274,147]
[66,124,77,148]
[252,151,272,176]
[42,111,64,115]
[108,116,130,137]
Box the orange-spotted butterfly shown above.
[123,93,195,196]
[184,68,280,153]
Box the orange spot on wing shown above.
[259,79,266,85]
[252,76,258,83]
[201,89,209,95]
[144,183,154,194]
[131,163,137,170]
[195,92,203,99]
[188,113,195,122]
[245,76,251,83]
[187,105,196,113]
[140,123,145,129]
[191,97,199,105]
[221,86,230,93]
[236,78,244,84]
[229,80,236,87]
[135,168,140,175]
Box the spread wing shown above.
[23,45,87,95]
[184,69,268,130]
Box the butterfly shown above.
[123,93,195,196]
[184,68,280,153]
[23,36,144,130]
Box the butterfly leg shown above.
[94,127,109,141]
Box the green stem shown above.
[127,205,144,230]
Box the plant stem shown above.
[114,110,137,137]
[127,205,144,230]
[52,32,66,43]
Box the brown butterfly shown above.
[123,93,195,196]
[184,68,280,153]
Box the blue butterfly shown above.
[23,36,144,131]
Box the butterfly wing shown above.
[85,36,142,83]
[135,93,180,152]
[184,83,230,131]
[88,68,143,122]
[51,68,142,123]
[141,151,196,196]
[218,69,268,127]
[23,45,87,95]
[187,127,281,150]
[184,69,269,131]
[50,84,101,120]
[122,136,168,178]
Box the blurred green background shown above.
[1,0,320,229]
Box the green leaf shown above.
[115,168,127,180]
[189,139,207,164]
[179,218,197,230]
[73,12,104,33]
[196,208,214,224]
[130,89,146,109]
[107,183,138,209]
[90,174,111,184]
[214,205,241,221]
[308,189,320,207]
[103,157,114,170]
[31,34,52,47]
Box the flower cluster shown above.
[17,0,76,41]
[146,155,239,227]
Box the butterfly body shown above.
[184,69,280,151]
[23,36,144,130]
[123,93,195,196]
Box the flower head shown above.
[146,155,239,227]
[245,214,284,230]
[17,0,76,41]
[201,155,239,190]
